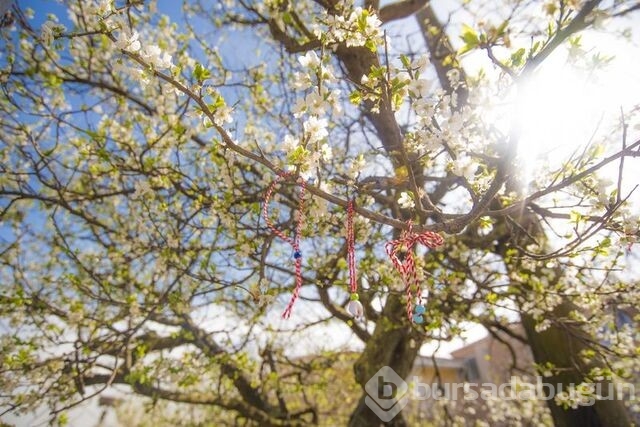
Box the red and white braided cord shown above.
[385,222,444,322]
[347,200,357,294]
[262,171,307,319]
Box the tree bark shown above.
[521,307,631,427]
[416,4,468,106]
[348,294,420,427]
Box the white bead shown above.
[347,300,364,319]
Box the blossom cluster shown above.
[555,382,599,409]
[280,50,342,180]
[40,19,67,46]
[292,51,342,117]
[312,5,384,51]
[115,30,173,70]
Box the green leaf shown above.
[400,54,411,69]
[460,24,479,48]
[44,73,63,88]
[478,216,493,229]
[364,39,377,53]
[357,9,369,32]
[96,147,110,162]
[495,20,509,37]
[486,292,498,304]
[57,412,69,427]
[349,90,362,105]
[510,48,526,67]
[282,11,293,25]
[531,40,542,55]
[569,210,583,225]
[288,145,309,164]
[193,63,211,83]
[208,93,225,111]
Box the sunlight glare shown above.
[515,58,606,182]
[511,31,640,186]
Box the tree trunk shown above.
[348,294,420,427]
[333,29,426,427]
[521,307,631,427]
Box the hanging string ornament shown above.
[385,222,444,324]
[262,171,307,319]
[345,199,364,319]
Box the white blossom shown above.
[115,30,141,53]
[298,51,321,69]
[451,156,477,181]
[282,134,299,151]
[398,191,415,209]
[40,21,64,45]
[349,155,366,175]
[303,116,328,143]
[319,143,332,161]
[292,71,313,90]
[411,54,430,74]
[95,0,113,16]
[213,105,233,125]
[535,319,551,333]
[327,89,343,115]
[135,69,151,88]
[141,44,173,70]
[312,6,383,49]
[408,78,432,98]
[301,91,329,117]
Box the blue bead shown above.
[414,305,426,315]
[293,251,302,259]
[412,314,424,324]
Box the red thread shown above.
[262,171,307,319]
[347,200,357,294]
[385,222,444,323]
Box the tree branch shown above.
[379,0,428,23]
[521,0,602,76]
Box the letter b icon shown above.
[379,375,398,399]
[365,366,409,422]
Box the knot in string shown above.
[385,222,444,323]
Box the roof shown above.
[414,355,467,370]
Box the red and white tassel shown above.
[385,222,444,323]
[345,199,364,319]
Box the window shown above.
[463,358,480,382]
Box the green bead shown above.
[350,293,359,301]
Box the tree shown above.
[1,0,639,426]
